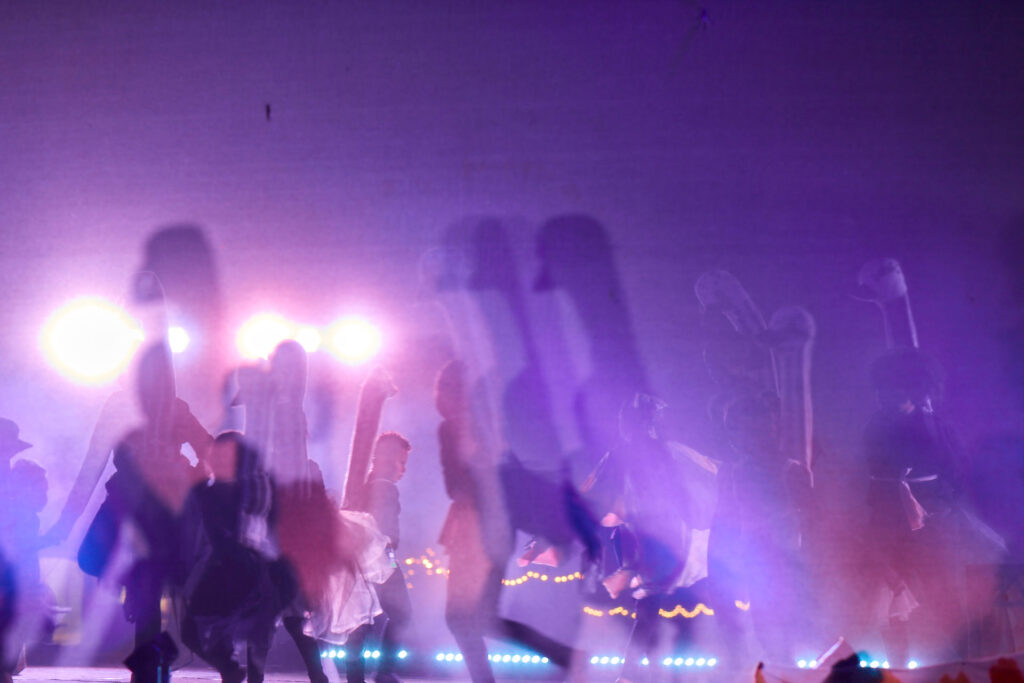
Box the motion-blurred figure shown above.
[435,361,580,683]
[344,431,413,683]
[0,419,33,678]
[85,342,210,683]
[236,340,330,683]
[140,225,227,426]
[582,393,716,683]
[1,427,57,680]
[722,392,814,663]
[864,349,968,664]
[180,432,289,683]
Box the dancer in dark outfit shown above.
[180,432,290,683]
[100,343,211,683]
[864,349,967,665]
[722,392,813,664]
[0,419,38,681]
[344,432,413,683]
[435,361,580,683]
[236,341,329,683]
[583,394,716,683]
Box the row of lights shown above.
[662,656,718,668]
[320,649,408,660]
[857,659,919,670]
[794,657,919,670]
[434,652,550,665]
[41,298,383,384]
[433,651,719,669]
[319,648,918,672]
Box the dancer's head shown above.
[618,392,666,442]
[371,432,412,483]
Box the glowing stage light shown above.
[908,660,919,669]
[328,316,382,365]
[397,650,408,660]
[236,313,294,359]
[294,326,322,353]
[42,298,143,384]
[168,326,190,354]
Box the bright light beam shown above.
[294,326,322,353]
[236,313,295,360]
[328,317,382,365]
[41,298,142,384]
[168,326,191,354]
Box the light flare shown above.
[41,298,143,384]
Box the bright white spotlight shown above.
[908,660,919,670]
[42,298,142,384]
[294,326,322,353]
[236,313,294,360]
[328,316,382,365]
[168,326,190,354]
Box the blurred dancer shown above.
[722,392,813,663]
[0,550,12,683]
[0,419,32,681]
[236,340,329,683]
[864,349,971,664]
[435,361,580,683]
[0,459,54,679]
[100,343,210,682]
[344,432,413,683]
[583,394,716,683]
[180,432,288,683]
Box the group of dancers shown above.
[0,230,1002,683]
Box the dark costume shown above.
[864,407,966,661]
[590,433,715,683]
[438,418,576,683]
[180,457,290,683]
[77,341,212,683]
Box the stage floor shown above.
[13,668,457,682]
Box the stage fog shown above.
[2,2,1023,680]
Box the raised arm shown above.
[340,367,397,510]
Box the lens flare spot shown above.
[42,298,143,384]
[328,317,382,365]
[237,313,294,360]
[294,326,322,353]
[168,325,191,354]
